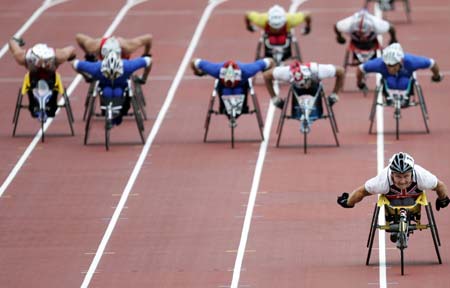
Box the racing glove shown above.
[431,73,443,83]
[336,35,346,45]
[436,196,450,211]
[337,192,354,208]
[357,81,368,91]
[301,26,311,35]
[328,93,339,107]
[13,37,25,47]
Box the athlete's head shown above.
[219,60,242,88]
[101,52,124,80]
[28,43,55,69]
[351,9,375,40]
[290,61,312,89]
[383,43,404,74]
[389,152,415,189]
[268,5,287,30]
[101,37,121,59]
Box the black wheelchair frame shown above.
[364,0,411,23]
[12,72,75,142]
[343,40,380,95]
[84,79,145,151]
[366,193,441,275]
[368,74,429,140]
[275,82,339,153]
[255,32,302,66]
[203,79,264,149]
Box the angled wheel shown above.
[366,204,380,265]
[425,204,442,264]
[131,96,145,144]
[12,89,24,137]
[84,93,96,145]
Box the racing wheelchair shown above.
[255,32,302,66]
[83,74,148,121]
[366,193,442,275]
[343,39,381,95]
[275,82,339,153]
[203,78,264,148]
[84,79,145,151]
[12,71,75,142]
[369,74,429,140]
[364,0,411,23]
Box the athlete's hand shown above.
[301,26,311,35]
[336,35,346,45]
[431,73,443,83]
[436,196,450,211]
[13,37,25,47]
[357,81,368,91]
[337,192,354,208]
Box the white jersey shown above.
[364,164,438,195]
[336,11,390,35]
[272,63,336,83]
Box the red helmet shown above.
[219,60,242,88]
[289,61,312,88]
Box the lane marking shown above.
[0,0,70,60]
[229,2,308,287]
[79,1,228,287]
[373,4,387,288]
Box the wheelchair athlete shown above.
[357,43,442,98]
[8,38,76,118]
[190,57,274,101]
[335,9,397,49]
[245,5,311,61]
[263,60,344,109]
[72,52,152,126]
[338,152,450,242]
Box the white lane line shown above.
[0,0,70,60]
[79,0,228,287]
[374,3,387,288]
[229,2,308,287]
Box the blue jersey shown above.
[361,53,433,90]
[75,57,149,97]
[198,59,268,95]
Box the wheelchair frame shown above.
[364,0,411,23]
[203,79,264,149]
[368,74,429,140]
[84,79,145,151]
[275,82,339,153]
[342,40,380,95]
[12,72,75,142]
[255,31,302,66]
[366,193,441,275]
[83,74,147,121]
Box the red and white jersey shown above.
[272,62,337,83]
[364,164,438,195]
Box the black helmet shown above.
[389,152,414,173]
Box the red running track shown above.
[0,0,449,287]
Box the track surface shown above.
[0,0,449,287]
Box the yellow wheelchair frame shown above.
[366,192,441,275]
[12,72,74,142]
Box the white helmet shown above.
[27,43,55,69]
[268,5,287,30]
[351,9,374,39]
[101,52,124,80]
[383,43,404,65]
[290,62,312,88]
[101,37,121,59]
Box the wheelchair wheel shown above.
[63,91,75,136]
[400,247,405,275]
[425,204,442,264]
[231,120,235,149]
[368,85,381,134]
[83,82,96,121]
[105,121,111,151]
[12,89,23,137]
[404,0,412,23]
[303,128,307,154]
[366,204,380,265]
[133,78,148,121]
[84,93,96,145]
[416,82,430,133]
[40,108,45,143]
[395,106,400,140]
[131,96,145,144]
